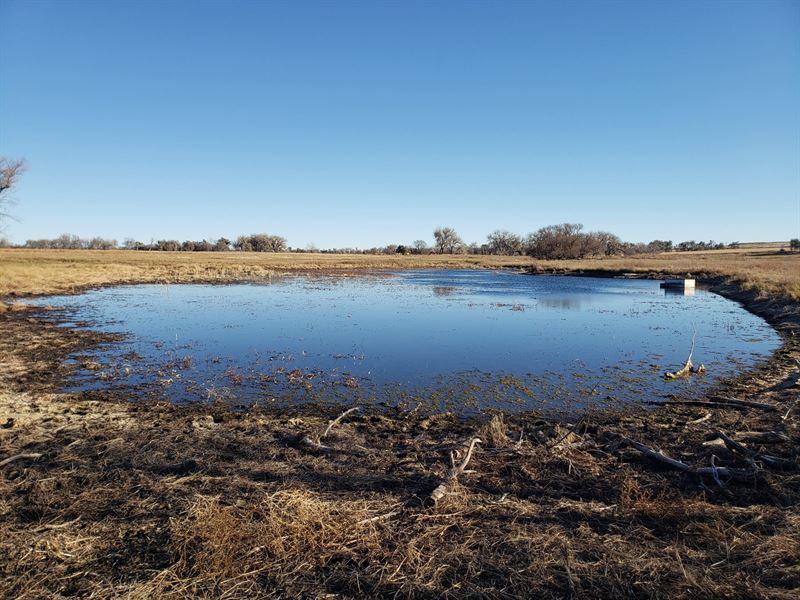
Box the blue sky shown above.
[1,0,798,248]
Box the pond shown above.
[35,270,781,414]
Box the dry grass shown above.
[1,246,799,299]
[530,249,800,301]
[0,249,530,297]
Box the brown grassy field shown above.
[1,246,799,299]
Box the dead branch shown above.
[709,396,778,411]
[322,407,360,439]
[299,407,360,453]
[620,437,756,481]
[429,437,482,504]
[715,431,794,469]
[299,435,334,452]
[0,452,42,467]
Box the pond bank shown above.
[0,273,798,597]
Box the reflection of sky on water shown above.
[33,271,781,413]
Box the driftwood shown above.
[300,407,360,453]
[429,437,482,504]
[664,331,705,379]
[0,452,42,468]
[621,437,756,482]
[715,431,794,469]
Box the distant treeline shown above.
[24,234,118,250]
[11,225,760,259]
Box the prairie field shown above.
[1,245,799,299]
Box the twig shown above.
[34,516,82,532]
[0,452,42,468]
[322,407,360,439]
[710,455,725,488]
[299,407,360,453]
[782,398,799,421]
[299,435,334,453]
[357,511,399,525]
[674,546,697,586]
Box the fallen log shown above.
[429,437,482,504]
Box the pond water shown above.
[35,270,781,414]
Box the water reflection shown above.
[432,286,457,297]
[33,270,780,413]
[663,287,696,297]
[538,296,583,310]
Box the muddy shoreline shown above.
[1,273,798,598]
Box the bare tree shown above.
[412,239,429,254]
[87,237,117,250]
[486,230,524,255]
[433,227,464,254]
[0,158,26,227]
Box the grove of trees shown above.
[233,234,287,252]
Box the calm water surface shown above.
[35,271,781,413]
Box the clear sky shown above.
[1,0,798,248]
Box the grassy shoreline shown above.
[1,249,798,597]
